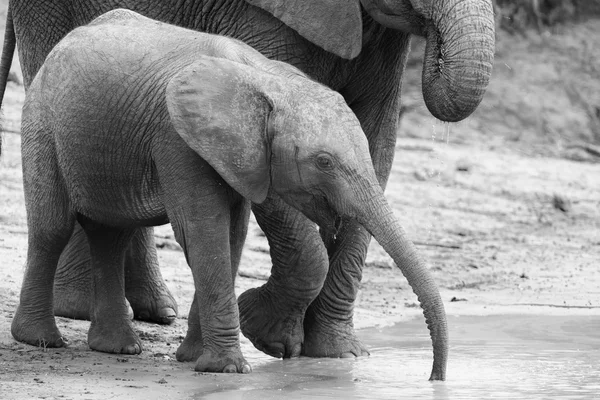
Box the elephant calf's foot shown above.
[127,287,178,325]
[238,287,304,359]
[302,311,369,358]
[88,319,142,354]
[194,347,251,373]
[11,308,67,348]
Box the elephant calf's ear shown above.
[165,57,272,203]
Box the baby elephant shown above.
[13,9,447,378]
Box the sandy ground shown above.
[1,5,600,400]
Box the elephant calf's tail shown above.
[0,4,16,157]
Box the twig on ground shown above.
[237,271,269,281]
[512,303,600,309]
[413,241,462,249]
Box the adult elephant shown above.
[0,0,494,368]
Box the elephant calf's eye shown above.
[315,154,335,171]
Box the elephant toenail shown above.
[223,365,237,373]
[289,343,302,358]
[159,307,177,323]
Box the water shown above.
[425,121,451,240]
[194,315,600,399]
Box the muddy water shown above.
[196,315,600,399]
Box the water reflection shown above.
[197,315,600,399]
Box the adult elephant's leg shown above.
[302,203,392,357]
[124,227,177,324]
[302,219,371,357]
[53,225,178,324]
[238,193,328,358]
[53,223,93,320]
[303,32,411,357]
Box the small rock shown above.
[455,158,472,172]
[552,193,571,213]
[413,170,427,181]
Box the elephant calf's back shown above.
[24,33,180,225]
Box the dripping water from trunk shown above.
[424,120,452,243]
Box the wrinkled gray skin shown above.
[0,0,494,378]
[13,10,448,376]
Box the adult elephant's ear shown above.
[165,56,274,203]
[246,0,363,59]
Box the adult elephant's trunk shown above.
[421,0,495,122]
[361,0,495,122]
[0,4,16,156]
[350,185,448,380]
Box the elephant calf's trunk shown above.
[356,192,448,380]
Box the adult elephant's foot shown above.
[176,332,203,362]
[301,303,369,358]
[124,227,178,325]
[11,307,67,348]
[88,318,142,354]
[125,286,177,325]
[54,275,135,321]
[176,297,204,362]
[194,347,252,373]
[54,267,176,325]
[53,279,94,320]
[243,197,329,359]
[238,286,304,359]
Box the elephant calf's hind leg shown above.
[82,221,142,355]
[11,229,74,349]
[12,147,75,349]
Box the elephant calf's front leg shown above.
[174,219,250,373]
[176,197,250,363]
[238,195,328,358]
